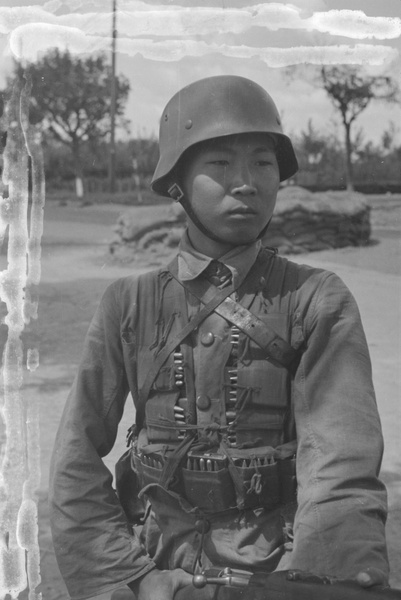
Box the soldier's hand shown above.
[355,567,388,588]
[129,568,193,600]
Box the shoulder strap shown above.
[136,253,301,430]
[168,253,300,369]
[136,261,238,429]
[213,297,299,367]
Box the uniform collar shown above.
[177,229,262,289]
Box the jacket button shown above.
[201,332,215,346]
[196,395,211,411]
[194,519,210,534]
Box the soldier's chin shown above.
[218,228,260,246]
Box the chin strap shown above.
[258,216,272,240]
[168,182,225,244]
[168,182,270,244]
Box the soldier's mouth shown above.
[228,206,258,215]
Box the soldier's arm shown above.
[289,270,389,581]
[128,568,193,600]
[49,280,156,600]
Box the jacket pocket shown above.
[182,466,236,513]
[237,365,290,409]
[229,458,280,510]
[145,392,183,443]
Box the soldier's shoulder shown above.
[263,247,331,278]
[261,248,341,296]
[103,263,172,302]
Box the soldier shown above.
[49,76,389,600]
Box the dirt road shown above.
[13,200,401,597]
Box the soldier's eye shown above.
[209,160,229,166]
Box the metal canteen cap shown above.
[151,75,298,196]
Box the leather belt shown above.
[168,255,299,369]
[215,296,298,367]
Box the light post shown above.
[109,0,117,193]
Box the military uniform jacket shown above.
[49,238,389,600]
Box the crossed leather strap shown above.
[135,251,300,431]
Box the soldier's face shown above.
[181,133,280,249]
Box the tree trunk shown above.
[344,121,354,191]
[72,138,84,199]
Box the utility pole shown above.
[109,0,117,193]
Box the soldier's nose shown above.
[231,183,257,196]
[231,162,256,195]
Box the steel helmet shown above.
[151,75,298,196]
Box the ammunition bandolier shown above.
[121,248,304,520]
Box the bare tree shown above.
[319,66,398,190]
[4,49,130,198]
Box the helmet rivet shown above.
[164,114,168,122]
[185,119,193,129]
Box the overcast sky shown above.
[0,0,400,146]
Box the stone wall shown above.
[110,186,371,258]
